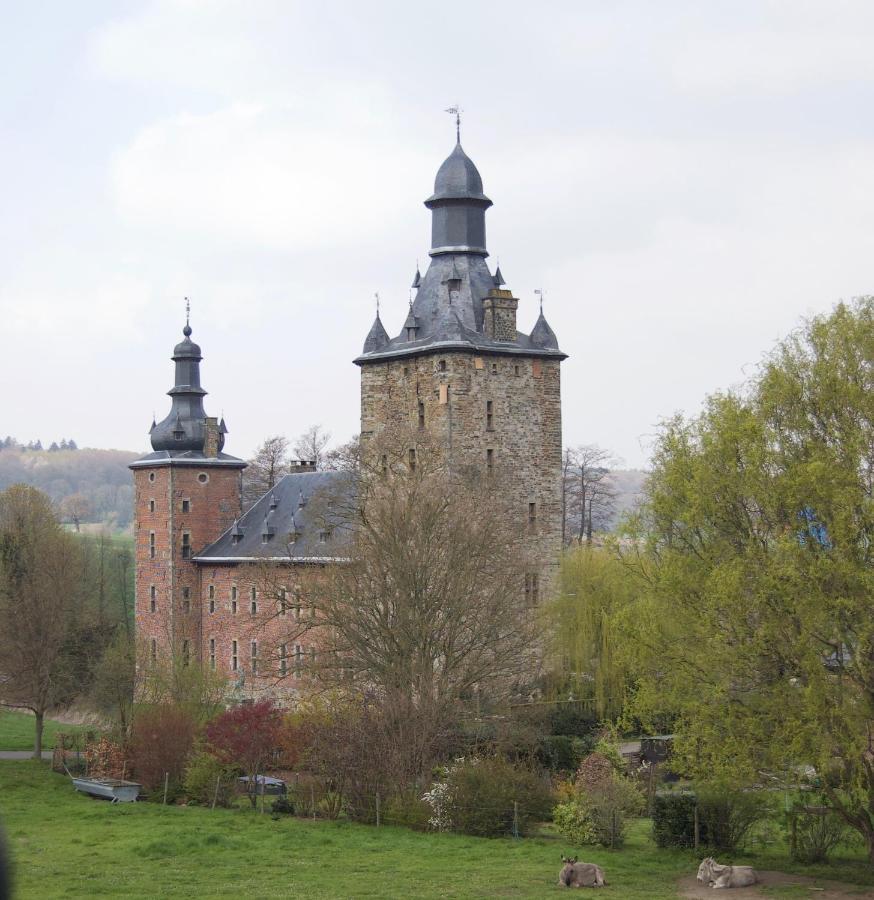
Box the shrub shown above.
[384,790,431,831]
[786,799,851,863]
[697,787,773,853]
[271,795,296,817]
[652,792,698,848]
[423,756,553,837]
[652,788,772,852]
[553,800,596,845]
[537,735,585,773]
[581,774,644,848]
[182,749,238,808]
[129,704,197,801]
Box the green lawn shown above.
[0,762,872,899]
[0,710,97,751]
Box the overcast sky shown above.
[2,1,874,468]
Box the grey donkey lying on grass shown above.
[696,857,758,889]
[558,856,607,888]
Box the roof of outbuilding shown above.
[194,470,353,563]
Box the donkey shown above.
[697,857,758,889]
[559,856,607,888]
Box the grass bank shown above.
[0,710,97,752]
[0,762,872,898]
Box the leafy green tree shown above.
[620,299,874,859]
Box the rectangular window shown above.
[251,640,258,675]
[182,590,191,614]
[149,532,156,559]
[532,359,542,378]
[380,454,388,477]
[408,448,416,472]
[524,573,540,607]
[182,586,190,599]
[486,400,494,431]
[182,639,190,667]
[486,448,494,476]
[279,588,288,616]
[294,644,303,678]
[491,362,498,374]
[439,383,449,404]
[150,637,157,665]
[231,640,238,672]
[209,638,216,671]
[231,585,238,614]
[181,532,191,559]
[417,400,425,429]
[149,499,155,513]
[209,584,215,599]
[280,643,288,676]
[209,598,215,614]
[250,586,257,614]
[181,499,190,513]
[149,584,156,613]
[528,501,537,526]
[295,604,301,622]
[514,364,520,376]
[319,529,330,544]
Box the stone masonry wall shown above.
[360,350,563,603]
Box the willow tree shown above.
[547,545,639,719]
[621,299,874,859]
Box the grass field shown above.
[1,761,873,899]
[0,710,97,752]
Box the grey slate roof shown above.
[194,470,353,563]
[355,139,566,365]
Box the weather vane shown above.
[534,288,544,311]
[184,296,190,326]
[374,291,380,314]
[445,105,462,142]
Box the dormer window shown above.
[231,533,242,545]
[319,529,331,544]
[174,430,184,441]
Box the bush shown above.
[271,795,296,816]
[697,787,773,853]
[182,749,238,808]
[652,788,772,852]
[537,736,586,773]
[423,756,553,837]
[384,790,431,831]
[129,704,197,801]
[652,792,699,848]
[786,799,851,863]
[575,753,615,791]
[553,800,596,845]
[581,774,644,848]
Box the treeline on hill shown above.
[0,485,134,752]
[0,442,137,531]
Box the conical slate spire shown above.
[362,310,390,353]
[493,265,506,287]
[411,265,421,289]
[530,309,560,350]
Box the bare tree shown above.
[59,493,91,532]
[254,428,538,775]
[243,435,291,508]
[0,485,84,756]
[293,424,332,470]
[563,444,619,544]
[324,434,359,472]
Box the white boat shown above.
[72,776,141,803]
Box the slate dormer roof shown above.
[194,470,352,563]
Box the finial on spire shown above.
[374,291,380,317]
[183,296,192,336]
[534,288,544,311]
[445,105,462,143]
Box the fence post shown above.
[611,810,617,849]
[694,803,700,849]
[163,771,169,806]
[376,792,381,828]
[513,801,519,839]
[311,784,316,820]
[212,775,220,810]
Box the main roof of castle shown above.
[194,470,352,563]
[355,138,564,365]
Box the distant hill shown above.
[609,468,647,528]
[0,447,138,531]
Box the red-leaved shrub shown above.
[129,705,197,800]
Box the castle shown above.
[131,130,566,698]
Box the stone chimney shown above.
[289,459,317,473]
[482,289,518,341]
[203,417,220,458]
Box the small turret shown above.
[362,311,390,354]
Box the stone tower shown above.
[130,319,246,667]
[355,132,566,602]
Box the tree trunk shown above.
[34,709,44,759]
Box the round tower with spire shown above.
[130,314,247,669]
[355,122,567,604]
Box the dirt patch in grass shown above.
[678,870,874,899]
